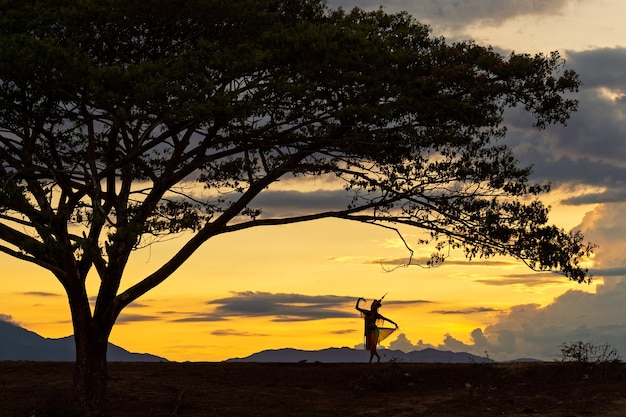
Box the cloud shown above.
[593,267,626,277]
[330,329,357,335]
[115,313,162,324]
[174,291,429,323]
[387,292,626,361]
[21,292,62,297]
[579,203,626,273]
[387,229,625,361]
[255,189,351,214]
[562,188,626,205]
[388,332,436,351]
[211,329,269,337]
[126,301,152,308]
[0,313,18,324]
[327,0,578,28]
[440,330,489,354]
[502,47,626,204]
[431,202,626,361]
[445,285,626,361]
[231,189,352,219]
[405,0,574,28]
[566,47,626,91]
[473,273,568,287]
[169,314,227,323]
[149,292,430,324]
[431,307,501,315]
[204,291,357,322]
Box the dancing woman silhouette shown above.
[355,297,398,363]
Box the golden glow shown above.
[1,211,599,362]
[598,87,626,103]
[445,1,626,53]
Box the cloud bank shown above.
[327,0,579,28]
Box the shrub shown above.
[557,341,622,364]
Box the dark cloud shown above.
[592,267,626,277]
[190,291,429,323]
[0,313,18,324]
[126,301,151,308]
[205,291,356,322]
[211,329,269,337]
[330,329,357,335]
[253,189,352,218]
[327,0,575,28]
[169,314,227,323]
[474,273,569,287]
[115,313,162,324]
[563,188,626,205]
[431,307,501,315]
[566,47,626,91]
[548,93,626,169]
[409,0,573,27]
[21,291,62,297]
[500,47,626,204]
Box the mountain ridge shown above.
[225,346,541,363]
[0,318,167,362]
[1,319,541,363]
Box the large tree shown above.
[0,0,593,414]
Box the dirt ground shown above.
[1,360,625,416]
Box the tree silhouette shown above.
[0,0,593,414]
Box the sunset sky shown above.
[3,0,626,363]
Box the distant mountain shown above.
[0,319,168,362]
[225,346,499,363]
[505,357,543,363]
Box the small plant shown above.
[557,341,622,364]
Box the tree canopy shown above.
[0,0,593,414]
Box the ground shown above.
[1,361,625,416]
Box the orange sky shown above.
[1,187,599,361]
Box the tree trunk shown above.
[73,322,110,417]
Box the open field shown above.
[1,361,625,416]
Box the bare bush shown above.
[558,341,622,364]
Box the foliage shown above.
[0,0,595,414]
[557,341,622,364]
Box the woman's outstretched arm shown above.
[355,297,367,314]
[378,314,399,328]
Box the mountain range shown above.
[226,346,500,363]
[1,319,540,363]
[0,319,167,362]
